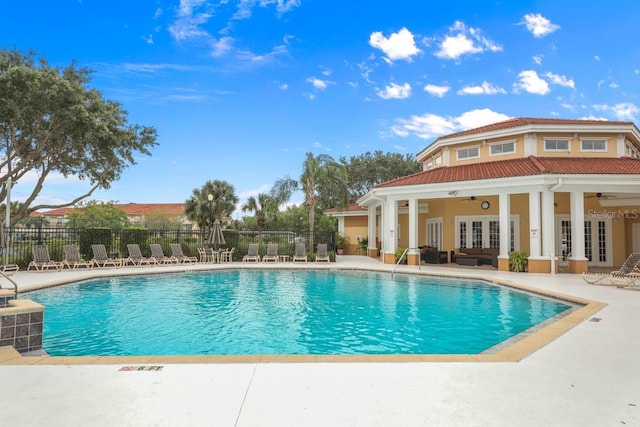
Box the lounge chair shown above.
[91,244,121,268]
[262,243,279,262]
[0,263,19,275]
[219,247,235,263]
[582,252,640,286]
[293,243,307,262]
[62,245,94,269]
[170,243,198,263]
[315,243,330,263]
[27,245,64,271]
[150,243,177,265]
[124,244,157,266]
[243,243,260,262]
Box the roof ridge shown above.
[528,155,546,172]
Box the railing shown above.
[391,247,422,279]
[1,227,336,267]
[0,271,19,299]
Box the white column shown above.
[570,191,586,260]
[499,193,510,259]
[541,190,556,272]
[367,206,376,252]
[385,199,398,256]
[528,192,541,258]
[408,198,419,256]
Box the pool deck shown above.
[2,256,639,426]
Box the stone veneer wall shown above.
[0,291,45,353]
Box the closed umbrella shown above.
[207,219,226,250]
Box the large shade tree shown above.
[184,179,238,234]
[0,48,158,226]
[340,150,421,203]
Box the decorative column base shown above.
[568,258,589,274]
[498,257,510,272]
[383,252,396,264]
[528,257,552,274]
[407,253,420,266]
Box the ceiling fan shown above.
[586,192,613,199]
[458,196,490,210]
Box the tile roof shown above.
[375,156,640,188]
[38,203,186,216]
[436,117,635,141]
[324,203,366,213]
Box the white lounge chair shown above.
[170,243,198,263]
[62,245,94,269]
[315,243,330,262]
[293,243,307,262]
[150,243,177,264]
[243,243,260,262]
[262,243,279,262]
[124,244,157,267]
[91,244,121,268]
[582,252,640,286]
[27,245,64,271]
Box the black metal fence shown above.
[2,227,336,267]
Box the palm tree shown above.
[272,152,348,248]
[185,180,239,238]
[241,193,276,233]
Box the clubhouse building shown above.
[327,118,640,274]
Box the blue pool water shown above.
[26,270,573,356]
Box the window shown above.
[425,161,433,170]
[581,139,606,152]
[434,155,442,166]
[544,139,569,151]
[489,141,515,156]
[456,146,479,160]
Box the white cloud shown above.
[306,77,330,90]
[593,102,639,121]
[369,27,421,62]
[532,55,543,65]
[391,109,510,140]
[521,13,560,38]
[595,55,601,61]
[377,82,412,100]
[435,21,502,60]
[211,37,234,57]
[457,81,506,95]
[514,70,550,95]
[544,72,575,89]
[424,84,450,98]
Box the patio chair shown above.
[219,247,235,263]
[293,243,307,262]
[27,245,64,272]
[91,244,121,268]
[315,243,330,263]
[243,243,260,262]
[262,243,279,262]
[124,244,157,267]
[62,245,94,269]
[150,243,177,265]
[582,252,640,286]
[170,243,198,263]
[0,263,19,275]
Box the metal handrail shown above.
[391,247,422,279]
[0,270,19,299]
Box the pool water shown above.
[26,270,573,356]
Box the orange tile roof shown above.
[436,117,635,141]
[39,203,185,217]
[324,203,366,213]
[375,156,640,188]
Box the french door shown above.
[455,215,519,250]
[555,215,612,267]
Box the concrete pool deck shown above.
[1,256,639,426]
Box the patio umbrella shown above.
[207,219,226,250]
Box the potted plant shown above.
[508,251,529,272]
[395,246,408,264]
[335,233,350,255]
[359,236,368,255]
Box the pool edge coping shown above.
[0,264,607,365]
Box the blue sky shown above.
[2,0,640,217]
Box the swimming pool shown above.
[27,269,573,356]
